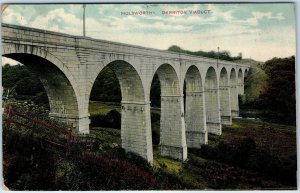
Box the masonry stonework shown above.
[2,23,249,163]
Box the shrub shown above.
[3,128,58,190]
[195,137,296,186]
[90,110,121,129]
[151,112,160,123]
[77,151,157,190]
[106,110,121,129]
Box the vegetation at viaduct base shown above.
[3,107,296,190]
[2,50,296,190]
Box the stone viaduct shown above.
[2,23,249,164]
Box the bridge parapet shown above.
[2,23,249,70]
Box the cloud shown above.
[233,11,285,26]
[30,8,81,32]
[2,57,20,66]
[1,4,295,62]
[252,11,285,20]
[88,14,193,34]
[2,8,28,26]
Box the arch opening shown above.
[88,60,153,163]
[219,68,232,125]
[205,67,221,135]
[150,73,161,150]
[230,68,239,117]
[2,57,49,107]
[152,63,187,161]
[184,66,207,148]
[2,53,81,131]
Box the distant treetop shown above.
[167,45,242,61]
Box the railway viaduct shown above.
[2,23,249,164]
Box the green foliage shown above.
[2,64,47,103]
[3,124,188,190]
[258,56,295,124]
[3,115,297,190]
[53,158,85,190]
[168,45,242,61]
[89,101,120,116]
[193,137,296,186]
[240,56,296,125]
[90,109,121,129]
[3,127,58,190]
[90,67,121,102]
[242,65,268,104]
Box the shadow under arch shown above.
[244,68,249,77]
[89,60,153,163]
[184,65,207,148]
[151,63,187,161]
[230,68,239,117]
[2,53,81,131]
[219,67,232,125]
[205,66,221,135]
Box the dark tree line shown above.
[168,45,242,61]
[258,56,296,124]
[89,67,121,102]
[2,63,48,104]
[2,63,44,96]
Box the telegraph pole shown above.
[83,4,86,37]
[217,46,219,67]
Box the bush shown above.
[256,151,297,186]
[3,128,58,190]
[77,151,157,190]
[90,110,121,129]
[106,110,121,129]
[198,137,256,166]
[151,112,160,123]
[195,137,296,186]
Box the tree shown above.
[168,45,184,53]
[259,56,295,124]
[2,64,45,98]
[90,67,121,102]
[167,45,241,61]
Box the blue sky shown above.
[2,3,296,63]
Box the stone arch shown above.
[205,67,221,135]
[219,67,231,125]
[2,44,77,92]
[89,60,153,163]
[230,68,239,117]
[153,63,187,161]
[87,56,145,101]
[184,65,207,148]
[2,50,82,132]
